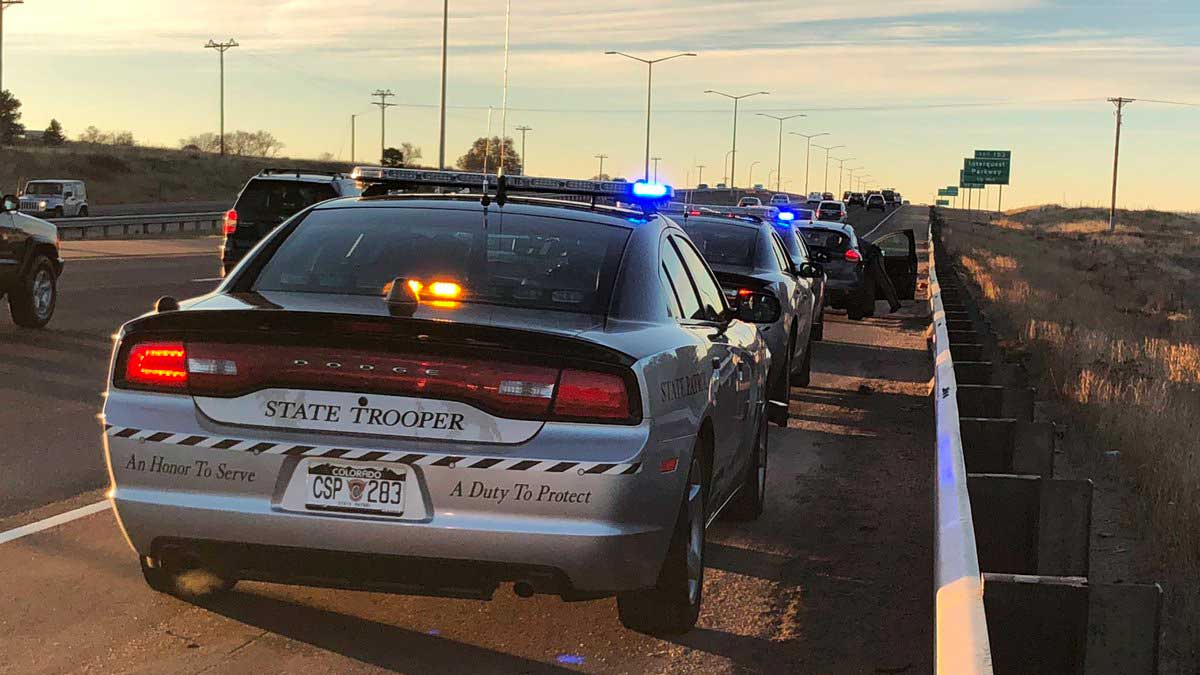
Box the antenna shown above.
[498,0,512,177]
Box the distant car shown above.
[1,194,63,328]
[805,192,823,207]
[739,197,763,208]
[220,168,361,275]
[715,183,728,189]
[882,189,897,206]
[842,191,852,202]
[791,207,816,221]
[679,214,822,426]
[865,194,886,211]
[697,183,710,190]
[817,200,847,222]
[769,194,791,206]
[847,192,865,206]
[821,192,834,201]
[18,179,88,218]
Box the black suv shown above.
[0,194,63,328]
[220,169,360,275]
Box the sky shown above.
[3,0,1200,210]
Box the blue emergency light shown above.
[631,181,670,200]
[777,211,796,222]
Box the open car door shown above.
[874,229,917,300]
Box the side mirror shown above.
[735,292,782,324]
[798,262,824,279]
[1,195,16,213]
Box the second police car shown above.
[101,168,777,635]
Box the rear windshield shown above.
[799,228,851,252]
[235,179,338,219]
[793,208,815,220]
[253,207,630,314]
[819,202,842,210]
[679,220,758,268]
[24,182,62,195]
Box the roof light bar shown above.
[352,166,674,203]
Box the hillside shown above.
[1,144,355,206]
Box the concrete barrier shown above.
[50,212,225,240]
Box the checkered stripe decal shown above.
[105,426,642,476]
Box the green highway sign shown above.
[963,158,1010,185]
[975,150,1011,160]
[937,188,953,197]
[959,170,985,189]
[936,199,950,206]
[945,186,959,196]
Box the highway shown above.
[0,205,932,673]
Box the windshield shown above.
[799,228,852,253]
[773,225,808,267]
[679,220,759,268]
[235,179,338,220]
[24,182,63,196]
[253,207,630,314]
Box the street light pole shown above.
[515,125,532,174]
[350,114,359,163]
[846,167,863,195]
[651,156,662,182]
[704,90,769,188]
[789,132,830,195]
[812,144,845,193]
[833,157,855,196]
[723,150,733,186]
[757,113,806,193]
[748,161,760,189]
[697,164,706,186]
[204,39,239,156]
[605,51,697,181]
[438,0,449,169]
[0,0,24,96]
[594,153,608,178]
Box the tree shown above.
[400,142,422,165]
[179,133,220,153]
[79,125,105,144]
[0,90,25,145]
[178,130,283,157]
[317,152,335,162]
[591,173,612,181]
[42,119,66,146]
[456,136,522,175]
[381,147,405,167]
[109,130,136,146]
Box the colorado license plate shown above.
[305,460,407,516]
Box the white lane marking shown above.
[191,277,224,283]
[862,205,906,240]
[0,500,110,546]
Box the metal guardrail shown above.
[48,212,225,240]
[929,226,994,674]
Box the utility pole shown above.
[438,0,449,169]
[704,90,769,188]
[606,51,697,181]
[350,114,359,163]
[594,153,608,178]
[372,89,396,164]
[0,0,24,96]
[1108,97,1134,232]
[834,156,855,196]
[790,131,830,195]
[515,125,532,175]
[757,113,806,193]
[204,39,239,156]
[697,164,706,186]
[651,156,662,182]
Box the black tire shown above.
[9,255,57,328]
[768,332,794,427]
[51,207,63,219]
[78,206,89,217]
[618,450,706,635]
[727,412,767,521]
[140,557,236,598]
[812,316,824,342]
[790,341,812,388]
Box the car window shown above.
[671,235,728,322]
[659,263,682,318]
[819,201,841,210]
[24,182,63,196]
[782,228,810,267]
[768,232,791,272]
[876,232,912,257]
[799,228,851,253]
[661,237,704,320]
[678,219,758,268]
[254,207,631,314]
[235,179,339,219]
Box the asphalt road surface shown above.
[0,205,931,673]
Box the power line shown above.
[204,39,239,156]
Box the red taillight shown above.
[124,342,188,389]
[222,209,238,235]
[737,288,754,297]
[553,369,632,421]
[845,249,862,262]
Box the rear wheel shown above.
[812,315,824,342]
[9,255,57,328]
[51,207,63,219]
[727,412,767,521]
[618,449,706,635]
[790,341,812,387]
[78,206,89,217]
[768,332,794,427]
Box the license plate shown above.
[305,461,407,516]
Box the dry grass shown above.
[1,144,353,205]
[941,205,1200,659]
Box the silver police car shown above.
[101,169,774,635]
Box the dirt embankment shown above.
[1,145,354,206]
[941,204,1200,671]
